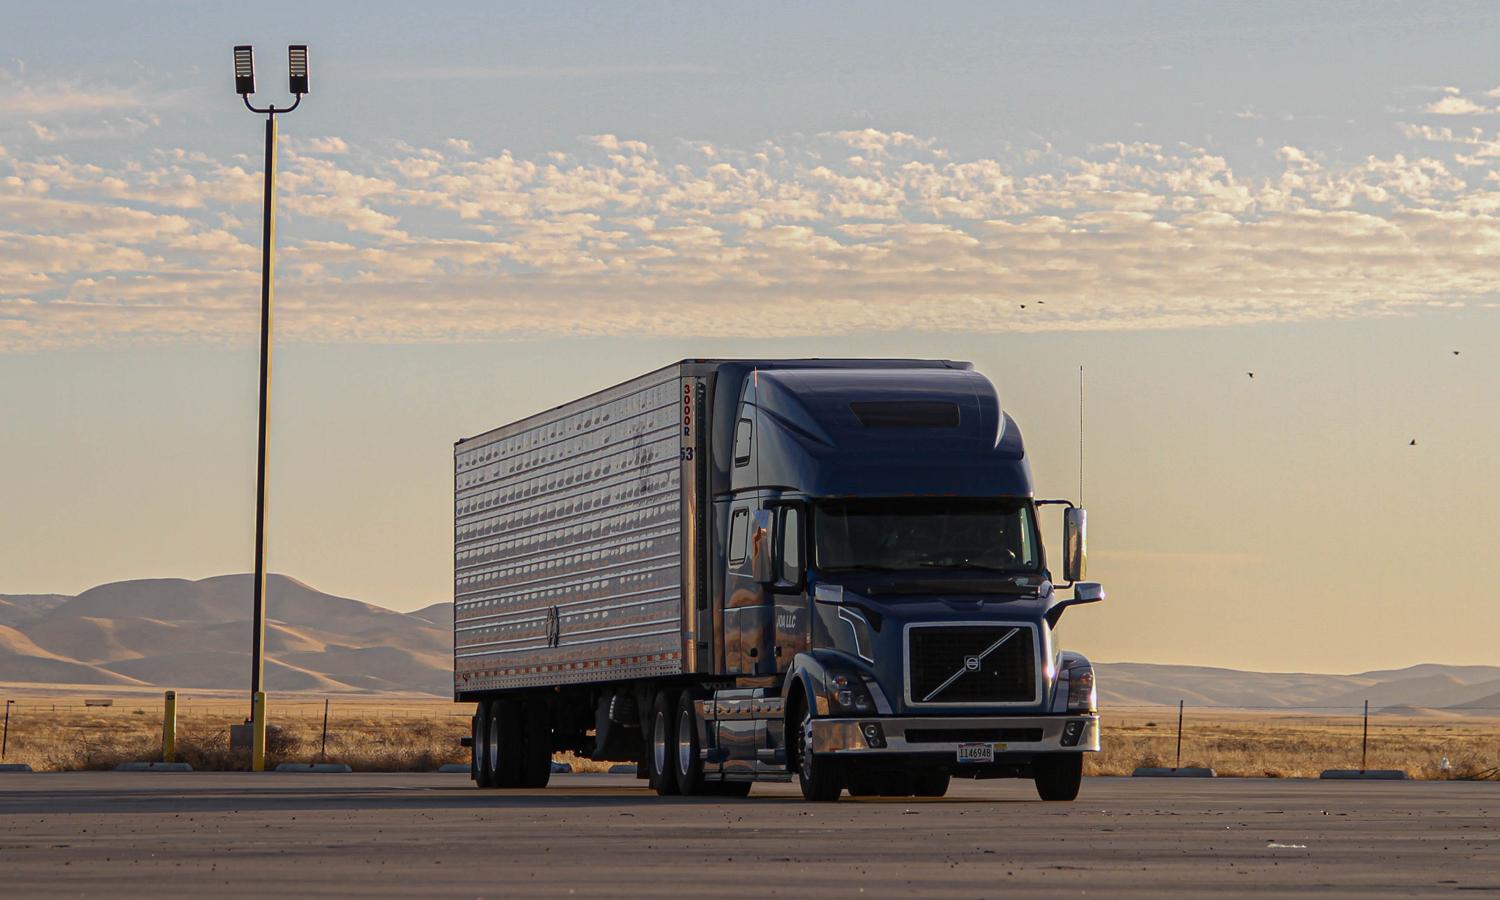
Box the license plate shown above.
[957,742,997,763]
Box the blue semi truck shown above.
[454,359,1103,801]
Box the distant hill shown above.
[3,576,1495,711]
[1096,661,1500,715]
[0,576,451,696]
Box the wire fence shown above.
[1,694,1496,778]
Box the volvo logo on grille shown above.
[964,656,980,671]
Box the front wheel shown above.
[1033,753,1083,801]
[795,703,843,802]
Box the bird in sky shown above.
[1019,303,1027,309]
[1247,372,1255,379]
[1410,439,1417,446]
[1453,350,1461,356]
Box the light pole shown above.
[234,43,308,772]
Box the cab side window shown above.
[734,418,753,467]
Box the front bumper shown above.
[812,714,1100,756]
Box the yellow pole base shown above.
[251,691,267,772]
[162,690,177,763]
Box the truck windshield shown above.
[813,498,1039,574]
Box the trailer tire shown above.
[674,691,707,796]
[794,697,843,802]
[475,701,495,788]
[1033,753,1083,801]
[518,698,553,788]
[489,699,525,788]
[648,690,680,796]
[913,772,950,798]
[470,711,482,785]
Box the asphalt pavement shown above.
[0,772,1495,897]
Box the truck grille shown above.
[907,625,1037,705]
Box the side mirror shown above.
[1062,507,1087,583]
[751,509,774,585]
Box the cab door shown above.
[770,503,810,672]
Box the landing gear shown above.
[795,701,843,802]
[1033,753,1083,801]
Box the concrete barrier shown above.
[1319,769,1409,780]
[274,763,353,773]
[0,763,33,773]
[115,762,193,772]
[438,763,470,773]
[1132,766,1217,777]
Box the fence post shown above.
[320,698,330,762]
[1361,699,1369,773]
[2,700,12,761]
[162,690,177,763]
[1174,699,1185,771]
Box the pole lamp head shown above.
[288,45,309,95]
[234,45,256,95]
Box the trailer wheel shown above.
[489,699,525,788]
[648,690,680,796]
[475,701,495,788]
[794,699,843,802]
[518,697,553,788]
[674,692,706,796]
[913,772,950,798]
[1033,753,1083,801]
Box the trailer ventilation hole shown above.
[849,401,960,428]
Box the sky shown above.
[2,2,1499,673]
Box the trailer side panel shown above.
[454,366,686,695]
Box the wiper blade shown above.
[917,561,1018,573]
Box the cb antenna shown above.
[1079,364,1084,507]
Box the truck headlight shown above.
[827,670,876,714]
[1066,665,1096,714]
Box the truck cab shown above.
[456,358,1102,802]
[690,361,1103,801]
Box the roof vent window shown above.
[849,400,960,428]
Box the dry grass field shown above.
[1,693,1495,779]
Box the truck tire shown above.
[794,701,843,802]
[470,712,482,784]
[489,699,525,788]
[913,772,950,798]
[1033,753,1083,801]
[476,702,495,788]
[518,697,553,788]
[674,691,707,795]
[648,690,680,796]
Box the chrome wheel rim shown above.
[677,707,694,776]
[652,709,668,776]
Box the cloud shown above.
[5,125,1500,351]
[1425,95,1493,115]
[390,63,712,81]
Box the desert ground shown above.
[1,688,1496,779]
